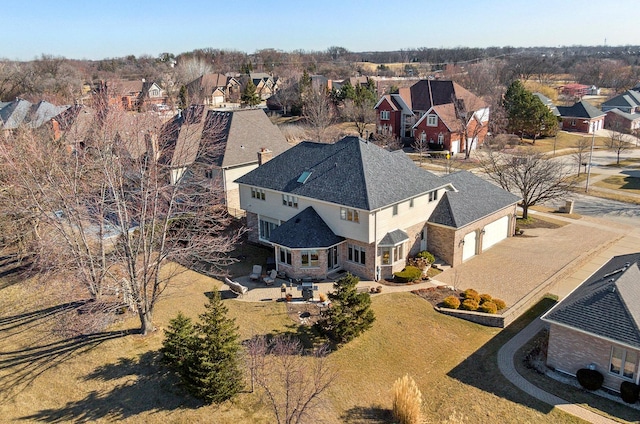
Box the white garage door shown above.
[462,231,477,261]
[482,216,509,251]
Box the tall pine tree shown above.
[316,273,375,345]
[161,289,243,404]
[186,289,244,404]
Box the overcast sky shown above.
[4,0,638,61]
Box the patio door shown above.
[327,246,338,270]
[420,229,427,252]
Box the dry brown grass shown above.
[0,266,591,423]
[594,175,640,194]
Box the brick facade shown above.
[547,324,640,392]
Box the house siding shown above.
[546,324,640,391]
[413,116,454,152]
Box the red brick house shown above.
[374,80,489,154]
[557,100,606,134]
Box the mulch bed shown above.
[412,285,462,308]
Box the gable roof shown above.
[557,100,605,119]
[428,171,521,228]
[379,229,409,246]
[0,99,70,130]
[601,90,640,109]
[414,103,463,132]
[405,80,486,113]
[542,253,640,349]
[606,108,640,122]
[268,207,345,249]
[162,107,290,169]
[236,136,446,211]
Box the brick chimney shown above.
[257,148,273,165]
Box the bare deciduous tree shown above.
[0,106,239,335]
[605,123,631,165]
[246,335,337,424]
[478,147,576,219]
[303,87,335,142]
[572,136,591,176]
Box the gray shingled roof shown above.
[606,108,640,121]
[268,207,344,248]
[163,107,290,169]
[542,253,640,349]
[557,100,606,119]
[428,171,521,228]
[235,136,447,210]
[602,90,640,109]
[533,92,560,116]
[379,229,409,246]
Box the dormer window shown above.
[427,114,438,127]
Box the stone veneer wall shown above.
[246,212,260,244]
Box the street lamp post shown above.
[584,121,596,193]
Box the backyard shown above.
[0,262,595,423]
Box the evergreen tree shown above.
[178,85,188,109]
[161,290,243,404]
[241,79,261,107]
[503,80,558,142]
[316,273,375,345]
[186,289,244,404]
[161,312,196,376]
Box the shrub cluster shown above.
[440,288,506,314]
[416,250,435,264]
[620,381,640,404]
[576,368,604,391]
[394,266,422,283]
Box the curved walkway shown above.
[498,318,620,424]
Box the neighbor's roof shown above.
[404,80,487,113]
[428,171,521,228]
[268,207,344,249]
[601,90,640,109]
[162,107,289,169]
[557,100,605,119]
[533,92,560,116]
[235,136,446,211]
[0,99,70,130]
[606,107,640,121]
[542,253,640,349]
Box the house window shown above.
[251,187,266,200]
[427,114,438,127]
[279,247,292,265]
[151,89,159,97]
[340,207,359,223]
[380,110,390,120]
[259,218,279,241]
[392,204,398,216]
[420,131,426,141]
[437,133,444,144]
[348,244,366,265]
[381,244,404,265]
[571,119,576,126]
[282,194,298,208]
[610,346,638,380]
[301,250,319,267]
[429,190,438,202]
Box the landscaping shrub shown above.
[392,374,422,424]
[478,301,498,314]
[416,251,435,264]
[442,295,461,309]
[463,289,480,303]
[576,368,604,391]
[620,381,640,404]
[460,299,479,311]
[394,266,422,283]
[318,292,328,302]
[479,293,492,304]
[493,298,507,310]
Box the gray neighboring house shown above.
[542,253,640,392]
[601,90,640,114]
[161,106,290,214]
[235,136,520,281]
